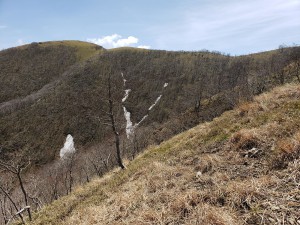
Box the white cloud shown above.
[137,45,151,49]
[16,39,26,46]
[114,36,138,47]
[87,34,150,49]
[87,34,121,47]
[0,25,7,29]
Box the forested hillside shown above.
[0,42,300,224]
[1,43,299,165]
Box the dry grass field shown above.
[27,83,300,225]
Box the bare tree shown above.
[88,152,111,177]
[0,194,9,224]
[285,60,300,83]
[96,70,125,169]
[0,160,32,222]
[294,60,300,83]
[0,183,26,224]
[193,76,204,118]
[60,153,76,195]
[107,74,125,169]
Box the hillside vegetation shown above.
[0,41,102,103]
[29,83,300,225]
[1,42,300,224]
[1,43,299,165]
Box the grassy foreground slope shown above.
[30,83,300,225]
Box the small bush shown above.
[230,130,260,151]
[270,135,300,169]
[237,102,263,117]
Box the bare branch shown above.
[0,161,17,174]
[0,185,25,224]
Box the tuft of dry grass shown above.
[237,102,264,117]
[230,129,261,151]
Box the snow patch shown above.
[60,134,75,158]
[120,72,168,139]
[122,89,131,102]
[148,95,162,111]
[123,107,134,138]
[121,72,127,86]
[135,115,148,128]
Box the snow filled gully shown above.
[121,72,168,139]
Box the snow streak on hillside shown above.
[121,73,168,139]
[123,106,134,139]
[60,134,76,158]
[148,95,162,111]
[122,89,131,102]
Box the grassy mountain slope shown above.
[0,41,102,103]
[1,43,299,165]
[29,83,300,225]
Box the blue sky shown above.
[0,0,299,55]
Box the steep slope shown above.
[1,44,299,165]
[0,41,102,103]
[29,83,300,225]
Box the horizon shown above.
[0,0,299,55]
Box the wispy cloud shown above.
[137,45,151,49]
[153,0,300,54]
[0,25,7,29]
[87,34,150,49]
[16,39,26,46]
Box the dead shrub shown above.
[187,204,240,225]
[141,210,160,224]
[230,130,260,151]
[276,139,294,154]
[169,196,191,219]
[270,136,300,169]
[146,176,162,193]
[237,102,263,117]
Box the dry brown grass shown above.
[230,129,261,151]
[237,102,264,117]
[28,83,300,225]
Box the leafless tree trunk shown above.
[61,153,75,195]
[293,60,300,83]
[48,168,60,201]
[0,184,25,224]
[107,74,125,169]
[0,195,9,224]
[0,161,32,221]
[67,155,75,194]
[88,156,103,177]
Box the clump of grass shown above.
[230,129,261,151]
[237,102,264,117]
[270,132,300,169]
